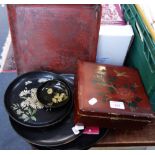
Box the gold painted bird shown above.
[114,70,128,77]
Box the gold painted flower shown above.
[117,87,135,102]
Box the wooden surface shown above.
[7,4,101,74]
[96,119,155,147]
[75,61,154,129]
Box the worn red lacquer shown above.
[7,5,101,74]
[74,61,155,129]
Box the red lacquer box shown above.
[74,61,155,129]
[7,4,101,74]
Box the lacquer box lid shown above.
[7,4,101,74]
[76,61,155,121]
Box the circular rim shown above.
[37,79,71,109]
[4,71,74,128]
[10,116,108,148]
[34,129,109,149]
[10,116,82,147]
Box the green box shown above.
[122,4,155,111]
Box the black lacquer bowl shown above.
[4,71,73,128]
[37,79,71,109]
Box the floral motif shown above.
[12,88,44,122]
[25,81,32,85]
[16,109,24,115]
[38,78,50,83]
[19,90,30,97]
[117,87,135,102]
[93,68,142,112]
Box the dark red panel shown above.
[7,4,101,74]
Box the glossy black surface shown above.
[4,71,73,128]
[10,109,83,147]
[37,79,71,109]
[10,108,108,149]
[32,129,108,150]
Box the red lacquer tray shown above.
[7,4,101,74]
